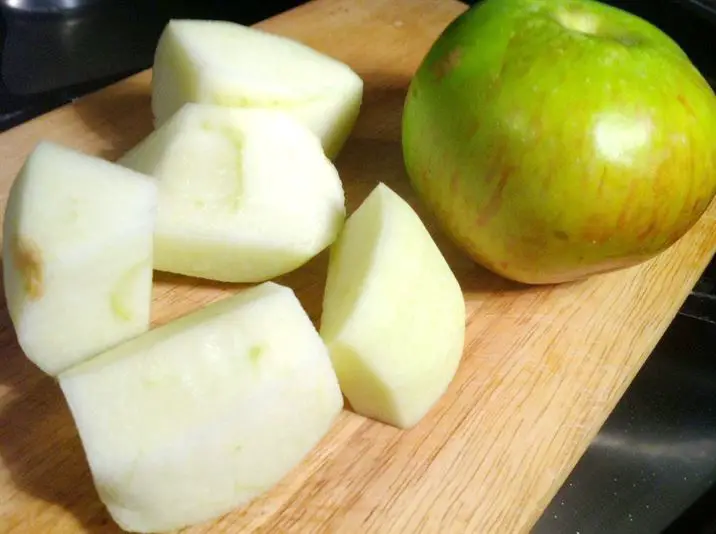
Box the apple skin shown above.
[402,0,716,284]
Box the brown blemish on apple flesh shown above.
[14,236,43,300]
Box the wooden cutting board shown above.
[1,0,714,532]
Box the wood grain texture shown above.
[1,0,714,532]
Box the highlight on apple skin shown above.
[402,0,716,284]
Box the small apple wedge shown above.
[119,103,345,283]
[151,19,364,159]
[2,141,157,376]
[59,282,343,534]
[320,183,466,429]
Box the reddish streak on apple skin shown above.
[582,214,612,244]
[677,94,695,116]
[485,142,506,184]
[680,143,696,224]
[450,168,461,196]
[475,166,512,227]
[467,120,481,140]
[651,160,671,197]
[637,219,657,241]
[617,178,639,229]
[692,194,710,215]
[596,167,608,197]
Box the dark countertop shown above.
[2,0,716,532]
[1,0,714,130]
[0,0,307,130]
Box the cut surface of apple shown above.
[119,103,345,283]
[151,19,364,158]
[2,141,157,376]
[59,282,343,533]
[320,183,466,429]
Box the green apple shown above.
[2,141,157,376]
[320,183,465,429]
[59,282,343,533]
[119,104,345,283]
[403,0,716,284]
[152,19,364,159]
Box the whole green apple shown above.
[402,0,716,284]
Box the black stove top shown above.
[0,0,307,130]
[0,0,714,130]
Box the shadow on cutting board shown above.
[0,262,122,533]
[72,80,155,162]
[336,76,548,298]
[334,131,533,298]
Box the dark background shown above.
[1,0,715,131]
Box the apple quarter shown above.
[2,141,157,376]
[151,19,364,158]
[320,183,466,429]
[119,103,346,283]
[59,282,344,533]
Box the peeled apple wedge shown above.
[59,282,343,533]
[151,19,364,158]
[119,104,345,283]
[2,141,157,376]
[320,183,466,429]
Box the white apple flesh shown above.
[151,19,364,159]
[59,282,344,533]
[119,104,345,283]
[320,183,466,429]
[2,141,157,376]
